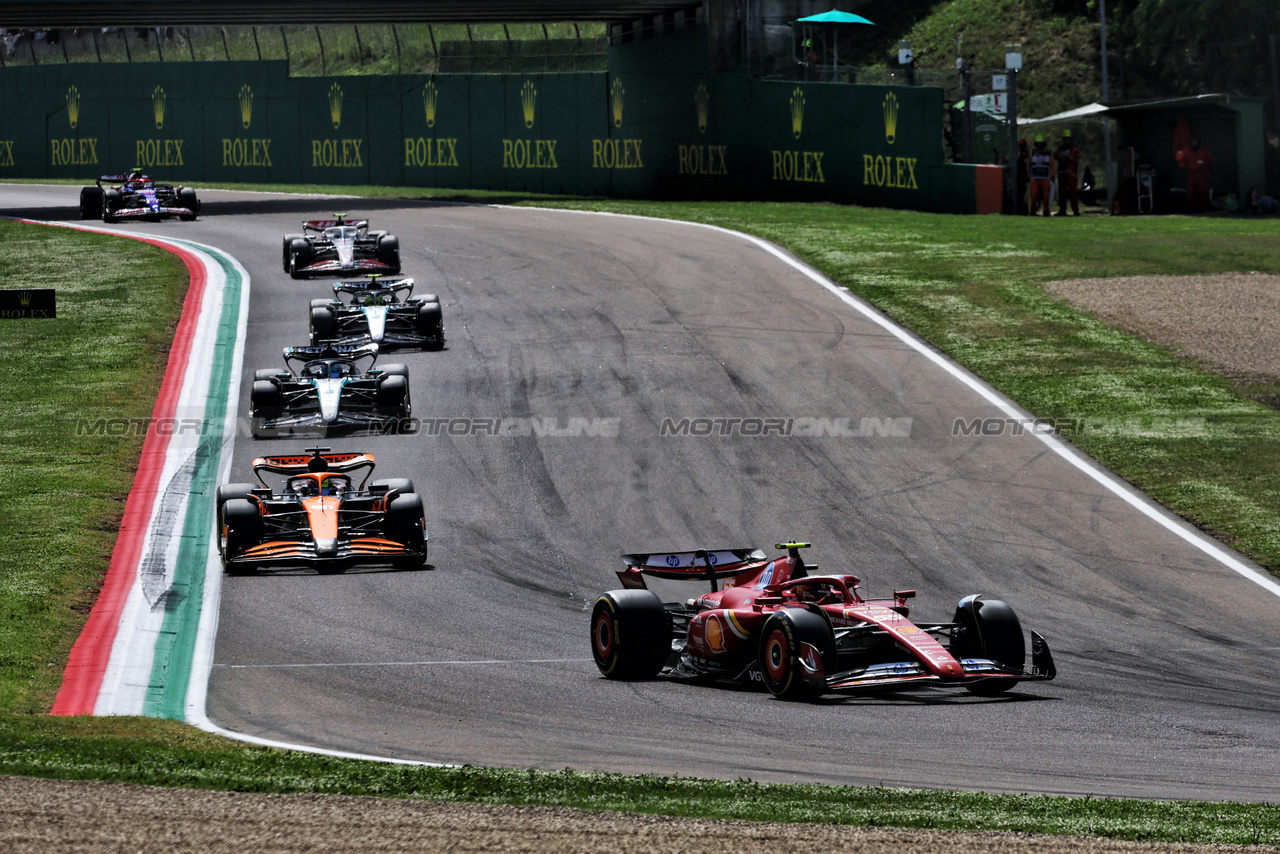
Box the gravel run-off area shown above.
[3,776,1278,854]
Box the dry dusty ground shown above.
[1042,271,1280,381]
[3,776,1277,854]
[10,273,1280,853]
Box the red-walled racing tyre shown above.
[758,607,835,700]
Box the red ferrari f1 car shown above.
[591,543,1055,700]
[216,447,428,574]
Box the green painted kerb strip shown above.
[143,244,243,720]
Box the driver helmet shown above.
[319,477,341,496]
[329,363,343,379]
[796,582,837,604]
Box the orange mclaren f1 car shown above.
[216,447,428,574]
[592,543,1055,700]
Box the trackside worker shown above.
[1016,138,1030,215]
[1182,137,1213,212]
[1055,129,1081,216]
[1028,135,1054,217]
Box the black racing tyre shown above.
[418,293,439,304]
[79,186,102,219]
[416,301,443,342]
[220,497,261,572]
[177,187,199,220]
[376,234,400,272]
[309,298,333,310]
[250,379,286,418]
[253,368,283,383]
[368,230,388,240]
[288,238,313,279]
[384,492,427,556]
[310,306,335,345]
[378,362,409,378]
[215,482,256,514]
[371,477,415,495]
[376,371,407,409]
[951,596,1025,696]
[591,590,669,680]
[758,607,835,700]
[282,234,304,273]
[102,188,122,223]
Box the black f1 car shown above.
[79,170,200,222]
[216,447,428,574]
[309,276,444,350]
[282,214,400,279]
[249,344,411,437]
[592,542,1055,700]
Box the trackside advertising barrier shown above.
[0,27,986,213]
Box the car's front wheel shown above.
[220,497,260,574]
[101,189,122,223]
[758,607,834,700]
[951,595,1025,696]
[79,186,102,219]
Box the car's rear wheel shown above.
[591,590,669,680]
[254,369,283,382]
[951,596,1025,696]
[216,483,256,516]
[758,608,834,700]
[371,477,415,495]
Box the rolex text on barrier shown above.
[0,289,56,319]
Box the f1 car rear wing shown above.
[617,547,770,591]
[282,343,379,373]
[333,276,415,300]
[252,446,376,487]
[303,214,368,232]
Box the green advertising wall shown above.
[0,28,983,213]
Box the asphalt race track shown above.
[6,184,1280,803]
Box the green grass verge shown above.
[3,194,1280,844]
[0,221,188,714]
[4,716,1280,845]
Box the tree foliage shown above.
[1113,0,1280,96]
